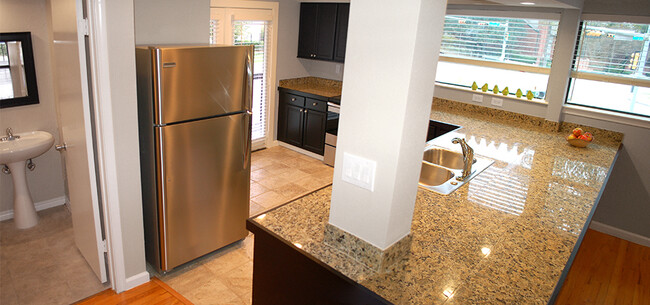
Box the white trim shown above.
[570,71,650,88]
[211,1,280,151]
[581,14,650,24]
[86,0,128,293]
[124,271,150,291]
[277,142,325,161]
[562,104,650,129]
[446,6,562,20]
[0,196,66,222]
[589,221,650,248]
[439,56,551,75]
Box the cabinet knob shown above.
[291,98,296,101]
[304,109,308,113]
[312,102,318,106]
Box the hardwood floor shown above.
[555,229,650,305]
[74,277,192,305]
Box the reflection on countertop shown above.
[250,98,622,304]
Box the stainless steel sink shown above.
[419,145,493,195]
[419,163,455,186]
[423,148,475,170]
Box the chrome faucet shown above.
[1,128,20,141]
[452,137,473,180]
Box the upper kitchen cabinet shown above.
[297,3,349,63]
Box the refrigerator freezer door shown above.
[156,112,251,270]
[153,46,253,125]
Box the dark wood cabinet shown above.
[247,220,391,304]
[426,120,460,142]
[277,89,328,155]
[334,3,349,62]
[302,109,327,154]
[297,3,349,63]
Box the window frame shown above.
[435,9,562,101]
[564,18,650,119]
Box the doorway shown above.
[210,3,279,151]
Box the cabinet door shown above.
[297,3,318,59]
[302,109,327,155]
[333,3,349,62]
[284,104,304,148]
[314,4,337,60]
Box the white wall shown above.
[0,0,66,213]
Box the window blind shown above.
[441,15,559,71]
[232,20,270,143]
[571,20,650,87]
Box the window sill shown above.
[434,82,549,106]
[562,104,650,129]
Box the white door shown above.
[211,6,277,150]
[50,0,107,282]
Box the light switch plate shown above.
[341,152,376,191]
[491,98,503,107]
[472,94,483,103]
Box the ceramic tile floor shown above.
[154,145,334,304]
[0,146,332,305]
[0,206,108,305]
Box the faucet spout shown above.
[451,137,474,180]
[2,128,20,141]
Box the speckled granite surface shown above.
[278,77,342,98]
[251,98,621,304]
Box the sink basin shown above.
[423,148,475,170]
[419,145,494,195]
[419,163,455,186]
[0,131,54,164]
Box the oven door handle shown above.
[327,102,341,114]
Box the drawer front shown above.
[283,93,305,107]
[305,98,327,112]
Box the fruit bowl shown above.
[567,138,590,148]
[566,127,593,148]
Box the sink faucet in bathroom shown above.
[452,137,473,180]
[1,128,20,141]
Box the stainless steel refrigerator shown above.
[136,45,252,272]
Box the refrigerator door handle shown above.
[244,111,252,169]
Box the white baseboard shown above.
[277,142,325,161]
[0,196,67,222]
[589,221,650,248]
[124,271,150,291]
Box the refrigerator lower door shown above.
[156,112,251,270]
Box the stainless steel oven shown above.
[324,99,340,166]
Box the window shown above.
[567,21,650,117]
[436,15,559,99]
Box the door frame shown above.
[82,0,148,293]
[210,0,280,150]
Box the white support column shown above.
[329,0,448,250]
[545,9,582,122]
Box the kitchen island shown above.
[247,98,622,304]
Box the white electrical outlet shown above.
[336,64,342,74]
[472,94,483,103]
[341,152,376,191]
[491,97,503,107]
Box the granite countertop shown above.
[251,98,622,304]
[278,77,342,98]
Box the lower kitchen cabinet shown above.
[277,89,327,155]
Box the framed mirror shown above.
[0,32,39,108]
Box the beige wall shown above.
[134,0,210,45]
[0,0,65,213]
[104,0,148,280]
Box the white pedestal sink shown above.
[0,130,55,229]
